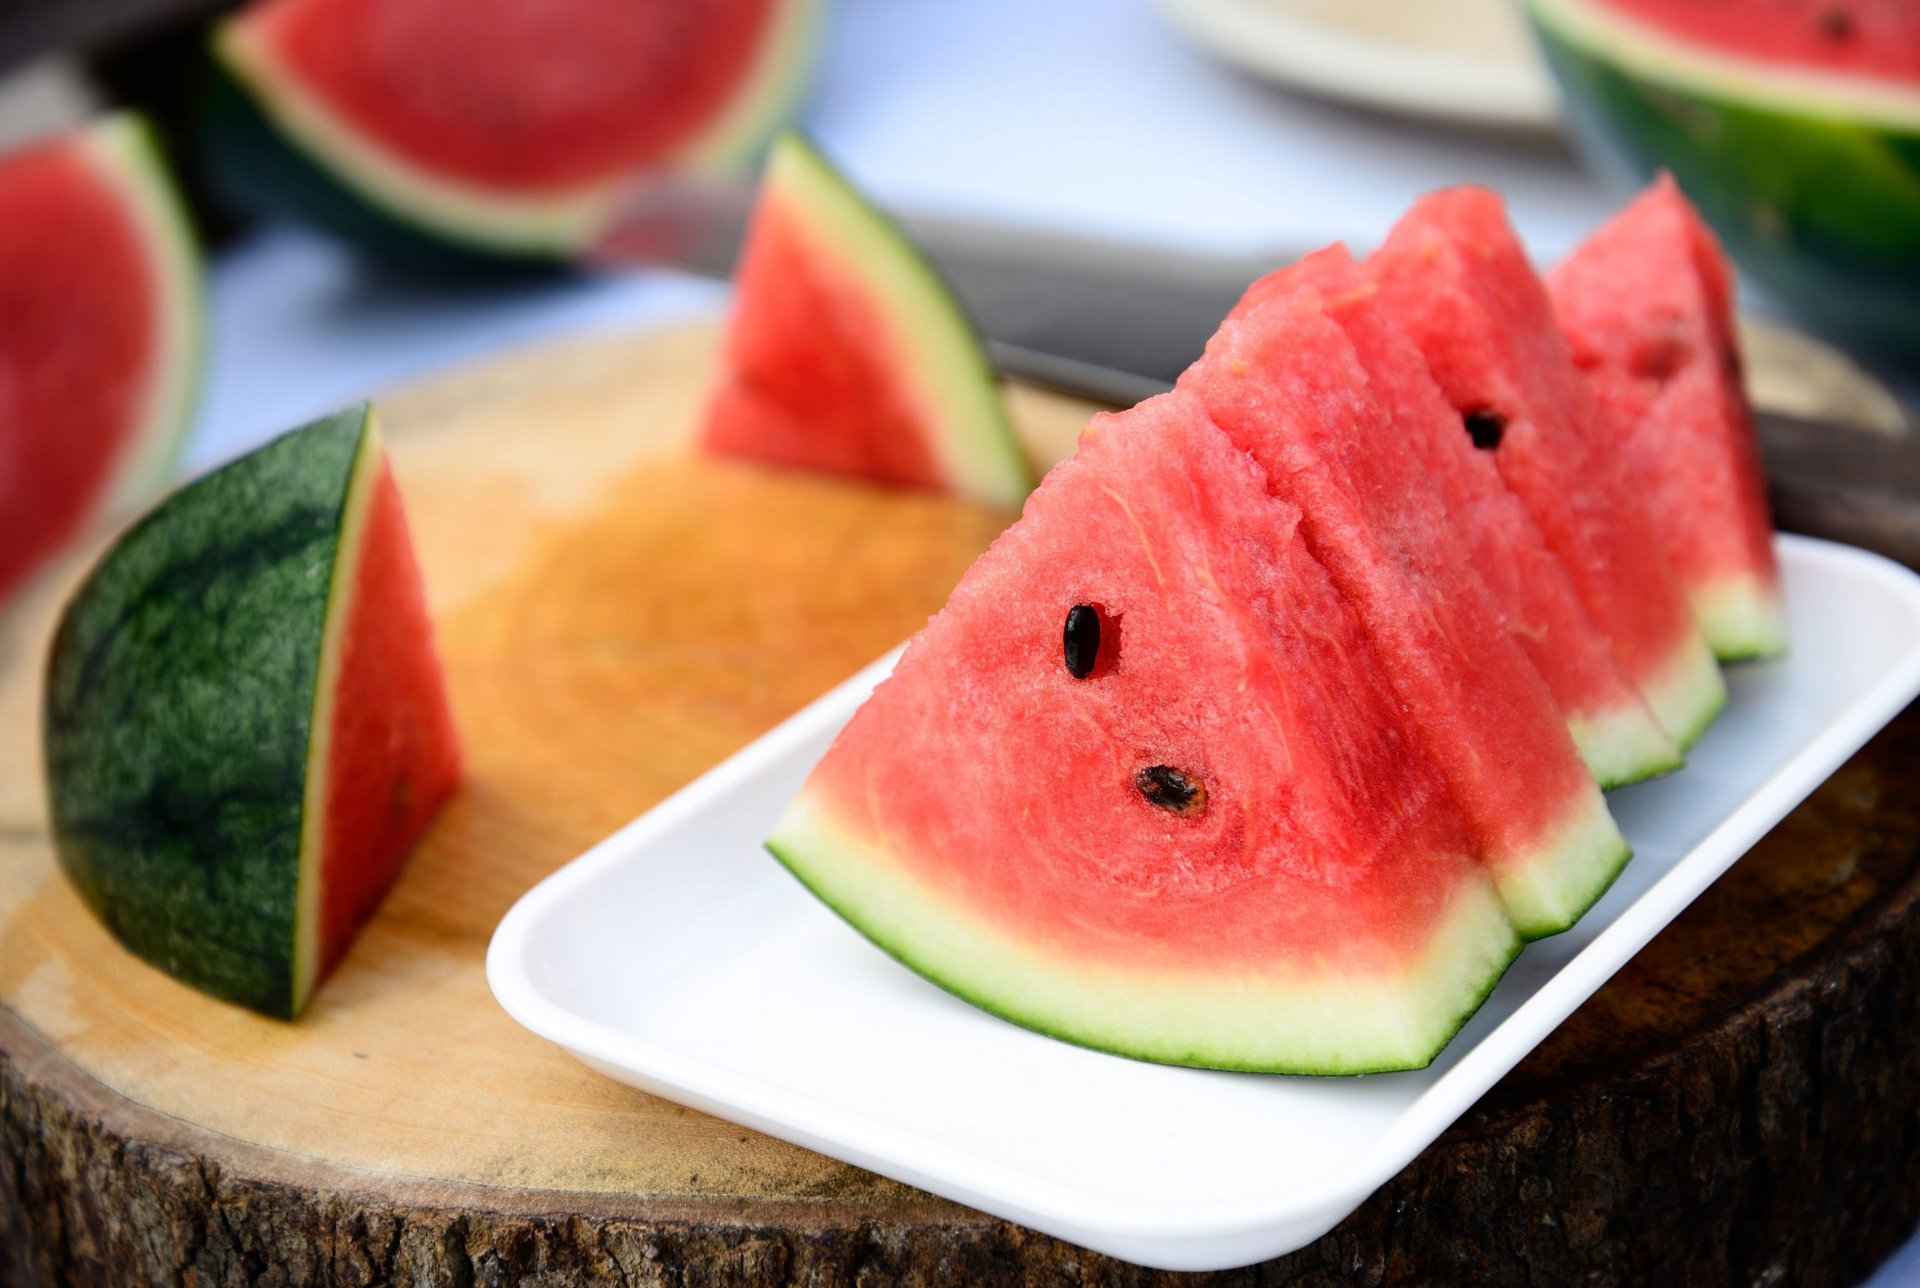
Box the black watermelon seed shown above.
[1463,409,1506,451]
[1135,765,1207,816]
[1818,6,1855,40]
[1063,604,1101,679]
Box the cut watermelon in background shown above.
[0,113,201,608]
[1551,177,1787,662]
[1370,187,1727,751]
[770,388,1520,1074]
[1182,290,1628,939]
[1232,247,1680,789]
[44,403,460,1019]
[208,0,824,261]
[702,133,1033,510]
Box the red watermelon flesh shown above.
[1589,0,1920,85]
[315,454,462,982]
[768,388,1519,1073]
[1369,187,1726,751]
[1233,246,1677,788]
[0,118,196,605]
[1549,176,1786,662]
[1182,289,1627,939]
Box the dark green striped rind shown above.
[1528,7,1920,353]
[43,405,372,1018]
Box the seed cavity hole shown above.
[1064,603,1117,679]
[1135,765,1207,817]
[1463,409,1506,451]
[1629,333,1688,384]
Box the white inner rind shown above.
[1566,699,1682,789]
[215,0,823,255]
[1485,782,1632,940]
[1528,0,1920,129]
[291,411,384,1014]
[1640,627,1729,752]
[767,793,1522,1074]
[1692,572,1790,662]
[766,135,1034,511]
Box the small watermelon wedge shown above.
[0,113,201,608]
[1232,247,1679,788]
[1550,176,1787,661]
[208,0,823,261]
[1180,288,1628,939]
[769,388,1520,1074]
[44,403,460,1018]
[701,133,1033,510]
[1369,188,1727,751]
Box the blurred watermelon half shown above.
[208,0,824,262]
[0,114,201,608]
[1525,0,1920,353]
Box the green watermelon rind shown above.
[767,796,1524,1075]
[1640,628,1729,752]
[764,132,1035,510]
[43,405,379,1018]
[1491,784,1633,941]
[206,0,825,262]
[1569,700,1683,790]
[1524,0,1920,350]
[1693,571,1790,663]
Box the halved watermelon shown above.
[1524,0,1920,351]
[1232,247,1677,788]
[0,113,200,607]
[209,0,823,260]
[44,403,460,1018]
[769,388,1520,1074]
[1181,289,1628,939]
[701,133,1032,509]
[1369,188,1727,751]
[1550,177,1787,661]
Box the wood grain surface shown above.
[3,322,1918,1286]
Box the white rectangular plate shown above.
[489,535,1920,1272]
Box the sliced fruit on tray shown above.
[0,113,201,608]
[1550,176,1788,662]
[43,403,461,1018]
[1523,0,1920,353]
[1231,247,1679,790]
[769,387,1521,1074]
[1181,287,1628,939]
[701,132,1033,509]
[1369,187,1727,751]
[208,0,823,261]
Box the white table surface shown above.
[178,0,1920,1280]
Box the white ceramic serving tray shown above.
[489,535,1920,1272]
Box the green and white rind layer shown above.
[767,794,1523,1074]
[767,134,1034,510]
[43,405,377,1018]
[1693,573,1789,663]
[1525,0,1920,350]
[81,113,203,515]
[210,0,824,259]
[1568,701,1683,790]
[1487,783,1632,941]
[1641,628,1729,752]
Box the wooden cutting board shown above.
[3,323,1918,1287]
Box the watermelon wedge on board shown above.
[1180,288,1628,939]
[0,113,200,607]
[44,404,460,1018]
[769,387,1521,1074]
[1369,187,1727,751]
[209,0,823,261]
[701,133,1033,510]
[1229,247,1679,790]
[1550,177,1787,662]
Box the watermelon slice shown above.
[209,0,823,260]
[1550,177,1787,662]
[701,133,1032,510]
[1523,0,1920,352]
[1369,188,1727,751]
[0,114,200,607]
[44,403,460,1018]
[769,388,1521,1074]
[1180,289,1628,939]
[1231,247,1678,789]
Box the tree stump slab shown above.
[2,324,1918,1287]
